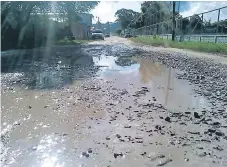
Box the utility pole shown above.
[98,17,102,30]
[172,1,176,41]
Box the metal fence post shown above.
[189,16,191,35]
[217,9,220,34]
[201,14,203,34]
[215,36,218,43]
[172,1,176,41]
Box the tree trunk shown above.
[17,5,35,48]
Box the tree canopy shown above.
[115,8,140,29]
[114,2,172,30]
[1,1,99,50]
[140,1,171,26]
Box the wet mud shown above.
[1,37,227,167]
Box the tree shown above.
[135,1,172,34]
[140,1,171,26]
[1,1,50,49]
[115,9,140,29]
[189,15,203,32]
[55,1,98,27]
[1,1,99,50]
[205,19,227,34]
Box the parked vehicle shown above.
[124,32,131,38]
[105,33,110,37]
[92,29,104,40]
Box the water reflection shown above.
[1,49,97,89]
[137,58,163,84]
[94,54,164,85]
[94,54,210,111]
[35,134,65,167]
[93,55,140,77]
[41,156,63,167]
[164,67,172,106]
[23,67,75,89]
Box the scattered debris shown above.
[156,158,172,166]
[114,153,123,158]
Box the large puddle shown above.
[0,46,213,113]
[93,54,211,112]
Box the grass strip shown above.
[130,36,227,54]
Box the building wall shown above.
[71,13,93,39]
[71,22,85,39]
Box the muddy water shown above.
[1,45,226,167]
[94,54,210,112]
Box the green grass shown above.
[130,36,227,54]
[55,38,92,45]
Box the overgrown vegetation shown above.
[130,36,227,54]
[1,1,99,50]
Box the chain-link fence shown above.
[132,6,227,43]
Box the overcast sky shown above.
[91,1,227,23]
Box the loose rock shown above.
[164,117,171,122]
[114,153,123,158]
[88,148,92,153]
[82,152,89,158]
[194,112,200,119]
[156,158,172,166]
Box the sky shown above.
[91,1,227,24]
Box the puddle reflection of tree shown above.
[2,53,96,90]
[164,67,172,106]
[137,58,163,83]
[137,57,173,106]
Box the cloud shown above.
[180,2,227,22]
[91,1,142,23]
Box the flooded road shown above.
[1,37,227,167]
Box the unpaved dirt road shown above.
[1,36,227,167]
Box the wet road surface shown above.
[1,37,227,167]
